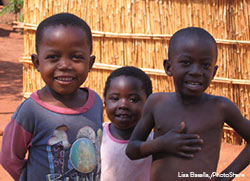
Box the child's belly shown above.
[150,137,221,181]
[152,156,218,180]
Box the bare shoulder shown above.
[141,92,175,116]
[205,93,248,125]
[147,92,174,104]
[205,93,236,110]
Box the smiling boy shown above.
[0,13,103,181]
[126,27,250,181]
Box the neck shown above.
[176,92,205,105]
[38,86,87,108]
[109,123,134,140]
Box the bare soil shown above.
[0,19,23,180]
[0,21,249,180]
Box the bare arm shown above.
[126,94,203,160]
[126,95,157,159]
[218,98,250,180]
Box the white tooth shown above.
[189,82,199,85]
[57,77,73,81]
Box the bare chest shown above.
[153,103,224,137]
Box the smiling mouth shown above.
[115,114,131,120]
[55,77,75,82]
[185,81,202,89]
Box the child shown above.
[101,66,201,181]
[0,13,103,181]
[126,27,250,181]
[100,66,153,181]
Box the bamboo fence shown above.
[21,0,250,145]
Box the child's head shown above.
[35,13,93,54]
[164,27,218,97]
[104,66,152,130]
[32,13,95,95]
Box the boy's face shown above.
[104,76,147,130]
[165,35,218,97]
[32,25,95,95]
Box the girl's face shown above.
[32,25,94,95]
[105,76,147,130]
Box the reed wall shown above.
[21,0,250,145]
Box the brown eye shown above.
[129,97,139,103]
[46,55,58,62]
[72,55,84,62]
[110,96,119,102]
[202,63,211,69]
[181,60,191,66]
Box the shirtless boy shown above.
[126,27,250,181]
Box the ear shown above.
[163,59,172,76]
[212,65,218,79]
[103,99,106,109]
[88,55,96,72]
[31,54,40,72]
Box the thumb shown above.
[175,122,185,133]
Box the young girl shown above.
[0,13,103,181]
[100,66,153,181]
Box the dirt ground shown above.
[0,21,249,180]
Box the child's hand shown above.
[156,122,203,158]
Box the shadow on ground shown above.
[0,60,22,100]
[0,27,12,37]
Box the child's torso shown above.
[101,122,152,181]
[151,93,225,180]
[18,89,103,181]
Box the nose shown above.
[118,98,129,110]
[189,64,202,76]
[58,57,72,70]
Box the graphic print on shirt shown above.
[46,124,102,181]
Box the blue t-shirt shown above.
[0,88,103,181]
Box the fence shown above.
[21,0,250,144]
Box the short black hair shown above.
[168,27,217,59]
[35,12,93,53]
[104,66,153,98]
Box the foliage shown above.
[0,0,24,21]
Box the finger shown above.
[180,138,203,145]
[176,151,194,159]
[180,146,202,153]
[180,133,202,140]
[172,122,185,133]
